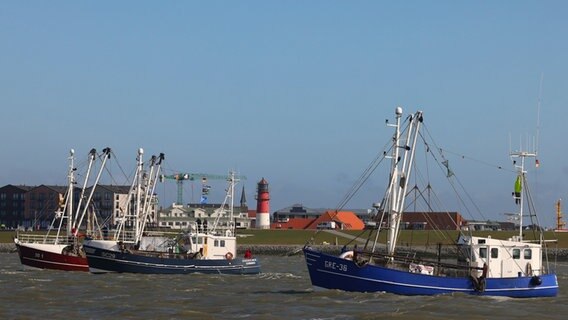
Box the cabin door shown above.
[478,246,502,278]
[487,246,503,277]
[477,246,503,278]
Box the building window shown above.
[513,249,520,259]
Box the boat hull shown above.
[303,247,558,298]
[83,242,261,275]
[14,239,88,272]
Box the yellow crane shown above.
[556,199,565,231]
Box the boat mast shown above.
[137,152,164,244]
[209,171,240,236]
[72,148,97,235]
[228,171,236,236]
[73,148,112,235]
[114,148,144,242]
[63,149,75,239]
[385,107,422,256]
[510,150,535,241]
[135,148,144,244]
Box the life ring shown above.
[339,250,354,260]
[225,252,234,260]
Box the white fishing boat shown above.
[83,149,260,274]
[303,107,558,297]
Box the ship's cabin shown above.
[457,235,542,278]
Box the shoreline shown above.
[4,243,568,260]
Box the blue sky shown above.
[1,1,567,228]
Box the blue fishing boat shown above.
[303,107,558,298]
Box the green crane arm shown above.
[160,172,246,205]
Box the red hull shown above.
[15,243,88,272]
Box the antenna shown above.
[536,73,543,156]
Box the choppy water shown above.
[1,253,568,319]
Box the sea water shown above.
[1,253,567,319]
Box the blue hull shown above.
[303,247,558,298]
[83,244,260,275]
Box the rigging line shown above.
[439,147,514,173]
[334,152,385,210]
[334,137,393,211]
[522,174,549,244]
[404,185,447,239]
[406,169,455,240]
[413,136,455,238]
[420,124,489,220]
[421,122,513,172]
[334,112,417,211]
[104,150,133,186]
[422,133,487,221]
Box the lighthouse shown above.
[256,178,270,229]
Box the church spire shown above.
[240,184,247,208]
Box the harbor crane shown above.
[161,172,246,205]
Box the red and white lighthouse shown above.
[255,178,270,229]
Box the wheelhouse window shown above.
[479,247,487,259]
[491,248,498,258]
[524,249,532,259]
[513,248,520,259]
